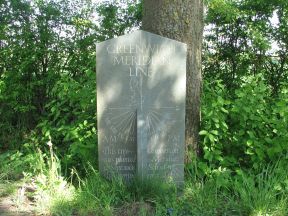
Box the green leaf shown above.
[199,130,208,135]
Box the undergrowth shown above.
[1,77,287,215]
[1,148,288,216]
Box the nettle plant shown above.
[199,79,231,174]
[36,70,97,173]
[200,77,288,173]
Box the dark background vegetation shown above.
[0,0,288,215]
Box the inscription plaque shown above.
[96,30,186,185]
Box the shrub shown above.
[199,76,288,173]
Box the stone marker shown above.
[96,30,187,185]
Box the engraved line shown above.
[150,110,164,116]
[126,112,136,137]
[148,113,160,132]
[109,110,133,120]
[114,111,134,131]
[147,114,156,135]
[151,110,176,121]
[120,111,136,134]
[108,107,135,110]
[146,114,152,134]
[140,76,143,111]
[146,107,180,111]
[146,113,152,135]
[149,111,162,125]
[126,112,136,135]
[123,112,136,133]
[149,106,179,109]
[151,114,159,135]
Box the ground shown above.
[0,182,35,216]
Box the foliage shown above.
[74,165,178,216]
[0,149,45,181]
[183,161,288,216]
[32,142,75,215]
[0,0,142,174]
[36,69,97,174]
[199,77,288,173]
[0,0,288,215]
[204,0,288,94]
[95,0,142,40]
[2,149,288,216]
[0,0,98,151]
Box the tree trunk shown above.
[142,0,204,161]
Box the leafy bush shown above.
[0,149,46,181]
[199,76,288,173]
[34,69,97,175]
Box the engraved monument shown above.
[96,30,187,185]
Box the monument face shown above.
[96,30,187,185]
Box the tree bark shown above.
[142,0,204,160]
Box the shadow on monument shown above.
[96,30,186,186]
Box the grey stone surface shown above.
[96,30,187,184]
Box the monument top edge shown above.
[96,30,187,47]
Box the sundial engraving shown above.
[97,30,186,184]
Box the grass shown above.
[72,162,288,216]
[1,149,288,216]
[74,168,178,216]
[232,164,288,216]
[0,181,18,198]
